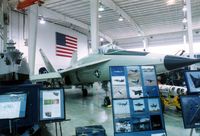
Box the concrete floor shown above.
[42,87,200,136]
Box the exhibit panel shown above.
[110,66,167,136]
[40,88,65,122]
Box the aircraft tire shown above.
[104,96,111,106]
[82,89,88,97]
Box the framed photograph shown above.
[112,86,127,98]
[185,71,200,94]
[0,93,27,119]
[111,76,126,86]
[148,98,160,112]
[143,86,159,97]
[141,66,157,86]
[150,115,163,130]
[127,66,142,87]
[129,86,144,98]
[132,117,151,131]
[115,119,132,133]
[133,99,145,113]
[113,99,130,119]
[180,95,200,128]
[40,88,65,121]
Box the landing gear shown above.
[82,88,88,97]
[102,81,111,107]
[103,96,111,106]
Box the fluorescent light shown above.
[39,17,46,24]
[182,18,187,23]
[182,5,187,12]
[118,15,124,21]
[98,4,104,11]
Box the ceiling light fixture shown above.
[98,3,105,11]
[39,17,46,24]
[118,15,124,21]
[182,5,187,12]
[182,17,187,23]
[98,14,102,18]
[100,37,104,42]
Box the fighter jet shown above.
[135,103,143,107]
[30,44,200,96]
[151,104,158,108]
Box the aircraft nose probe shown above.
[164,55,200,70]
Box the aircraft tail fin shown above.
[39,48,56,72]
[70,51,78,66]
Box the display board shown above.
[180,95,200,128]
[40,88,65,121]
[184,71,200,94]
[0,93,27,119]
[110,66,167,136]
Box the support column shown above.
[143,37,148,51]
[2,0,9,51]
[186,0,194,58]
[90,0,99,53]
[28,4,38,76]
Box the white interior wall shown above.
[10,10,88,74]
[36,21,88,74]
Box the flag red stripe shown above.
[56,46,76,52]
[56,54,72,58]
[65,44,77,49]
[65,38,77,43]
[66,41,77,46]
[66,35,77,40]
[56,50,73,55]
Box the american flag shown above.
[55,32,77,58]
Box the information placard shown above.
[0,93,27,119]
[40,88,65,121]
[110,66,167,136]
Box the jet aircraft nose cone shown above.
[164,55,200,70]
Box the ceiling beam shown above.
[100,0,145,36]
[38,6,113,43]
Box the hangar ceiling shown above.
[30,0,200,48]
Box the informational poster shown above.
[0,93,27,119]
[40,88,65,121]
[110,66,167,136]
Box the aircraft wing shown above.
[30,72,62,82]
[59,58,111,75]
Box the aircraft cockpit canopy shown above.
[98,44,149,56]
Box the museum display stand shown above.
[110,65,167,136]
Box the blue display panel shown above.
[40,88,65,121]
[110,66,167,136]
[180,95,200,128]
[184,71,200,94]
[0,93,27,119]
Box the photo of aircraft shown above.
[133,90,143,96]
[30,44,200,96]
[135,103,144,107]
[151,104,157,108]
